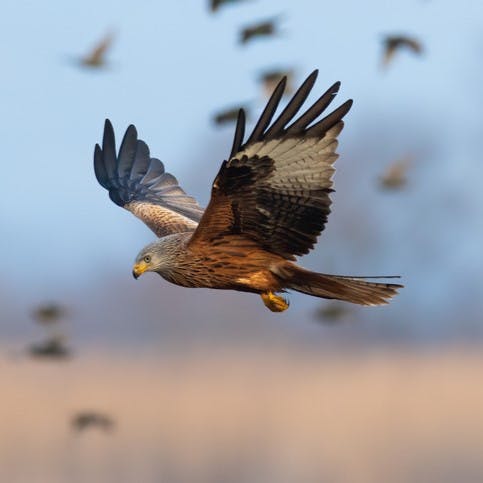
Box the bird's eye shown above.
[143,255,151,263]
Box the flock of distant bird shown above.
[24,303,116,433]
[28,303,70,359]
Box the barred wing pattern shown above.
[190,70,353,260]
[94,120,203,237]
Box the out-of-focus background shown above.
[1,0,483,481]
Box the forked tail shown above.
[273,264,403,306]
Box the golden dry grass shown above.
[1,347,483,482]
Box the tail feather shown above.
[273,264,402,306]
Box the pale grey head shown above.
[131,234,187,279]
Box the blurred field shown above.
[2,347,483,483]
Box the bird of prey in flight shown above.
[94,71,402,312]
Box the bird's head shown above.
[132,242,166,279]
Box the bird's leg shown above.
[260,292,289,312]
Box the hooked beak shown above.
[132,262,148,280]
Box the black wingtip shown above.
[331,81,341,92]
[93,143,109,188]
[117,124,141,179]
[104,118,113,134]
[275,76,288,95]
[246,76,287,144]
[229,108,246,158]
[305,97,353,137]
[102,119,115,149]
[308,69,319,81]
[341,99,354,115]
[264,69,320,138]
[126,124,137,136]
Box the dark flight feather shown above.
[94,119,203,237]
[190,70,353,260]
[263,70,318,138]
[229,109,246,159]
[246,77,286,144]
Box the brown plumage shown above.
[382,35,423,68]
[94,70,402,311]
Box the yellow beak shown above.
[132,262,148,279]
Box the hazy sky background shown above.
[1,0,483,346]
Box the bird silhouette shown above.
[240,17,282,45]
[315,302,352,324]
[212,104,250,126]
[259,68,294,98]
[71,411,115,432]
[77,31,115,69]
[381,35,423,68]
[27,336,71,360]
[31,303,66,325]
[379,157,412,190]
[210,0,250,12]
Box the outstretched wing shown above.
[94,119,204,237]
[189,70,352,260]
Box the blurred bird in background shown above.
[27,336,71,360]
[210,0,249,13]
[381,35,423,68]
[258,68,294,98]
[379,156,412,190]
[71,411,116,433]
[239,17,282,45]
[27,302,71,360]
[315,302,352,324]
[76,31,115,69]
[212,104,250,126]
[31,303,66,326]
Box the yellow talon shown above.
[261,292,290,312]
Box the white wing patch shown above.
[234,124,342,193]
[127,201,199,237]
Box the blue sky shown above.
[1,0,482,344]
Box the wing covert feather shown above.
[190,71,352,260]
